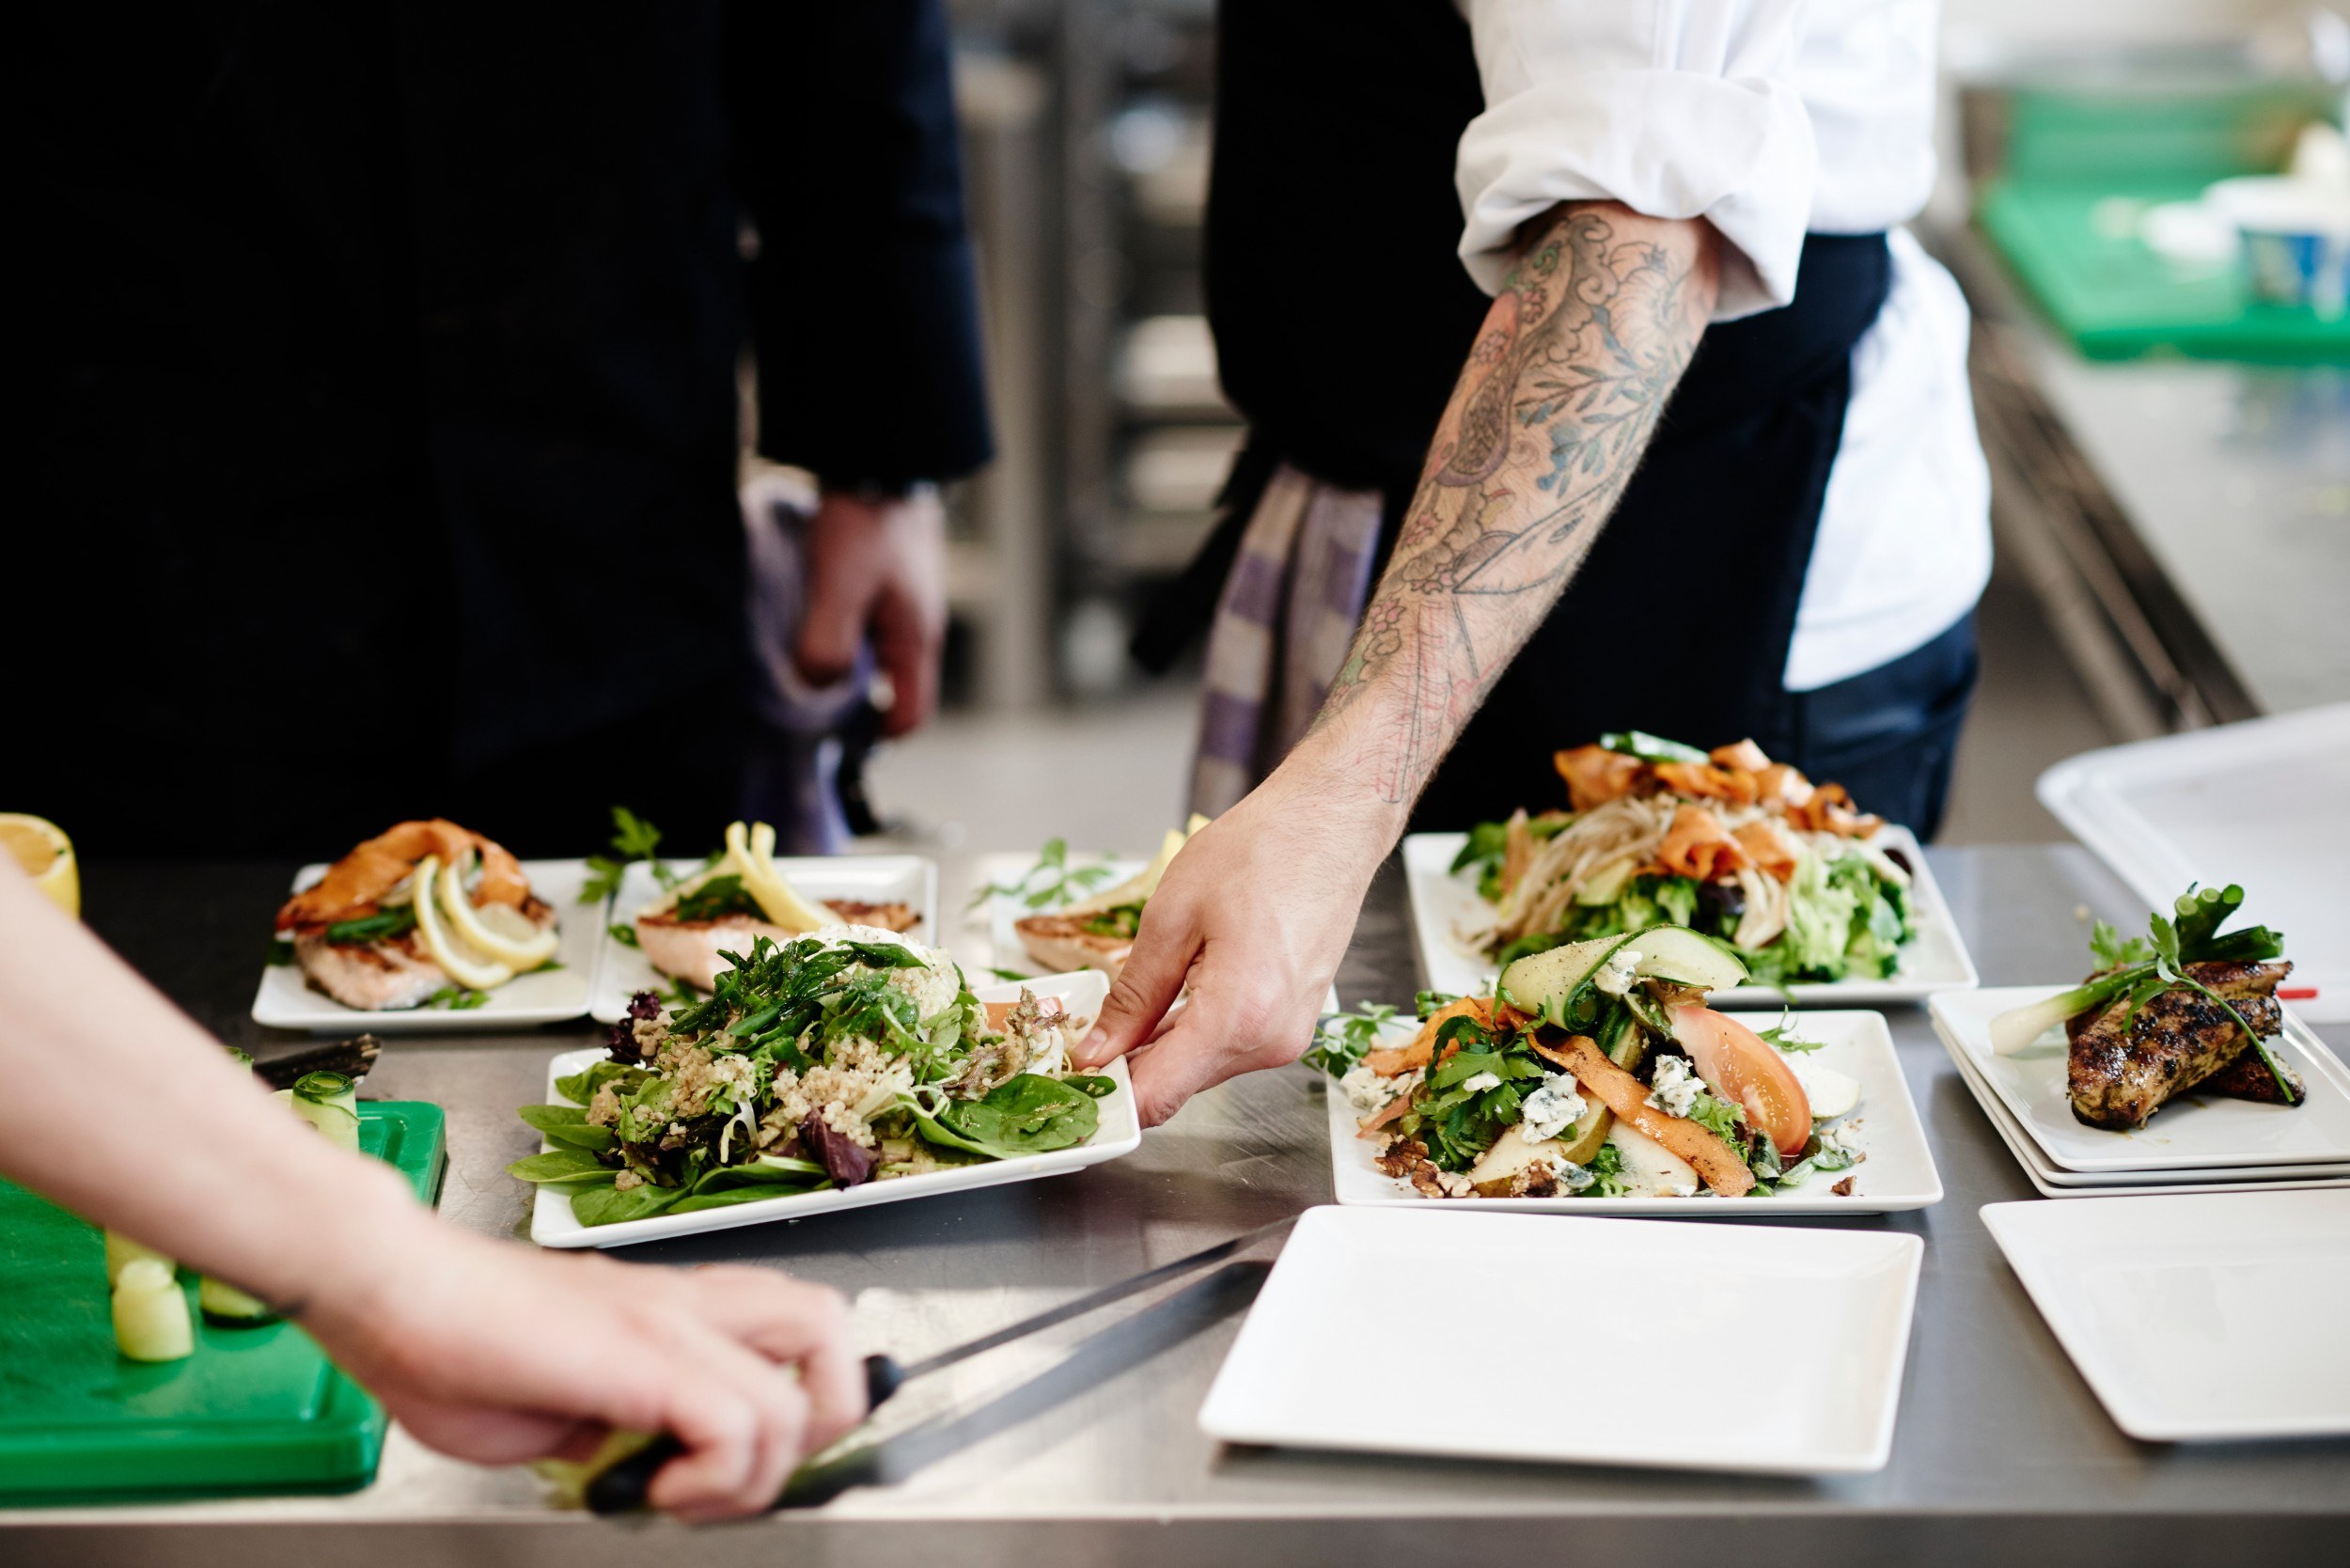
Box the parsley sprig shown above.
[1305,1000,1401,1077]
[582,807,678,905]
[966,838,1117,913]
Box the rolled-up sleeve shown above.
[1453,0,1816,320]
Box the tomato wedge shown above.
[1668,1005,1812,1157]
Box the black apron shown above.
[1149,0,1892,831]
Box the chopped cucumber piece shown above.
[1625,926,1748,993]
[104,1229,174,1288]
[199,1274,279,1327]
[285,1070,360,1151]
[112,1258,193,1362]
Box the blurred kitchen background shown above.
[854,0,2350,857]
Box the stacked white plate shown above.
[1930,987,2350,1198]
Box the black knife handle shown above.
[584,1354,904,1515]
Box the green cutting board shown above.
[0,1101,446,1505]
[1979,177,2350,364]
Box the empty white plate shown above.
[1982,1191,2350,1440]
[1200,1205,1921,1474]
[1938,1032,2350,1200]
[1402,826,1977,1008]
[589,855,938,1022]
[1326,1009,1943,1215]
[252,858,598,1033]
[530,968,1138,1249]
[1930,987,2350,1173]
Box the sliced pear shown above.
[1606,1121,1700,1198]
[412,855,516,990]
[438,861,558,968]
[729,821,835,932]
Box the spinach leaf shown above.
[911,1074,1100,1159]
[572,1181,686,1227]
[554,1058,648,1106]
[518,1103,617,1152]
[507,1149,614,1184]
[1063,1074,1118,1099]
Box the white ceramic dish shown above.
[588,855,938,1023]
[252,858,598,1033]
[530,968,1137,1249]
[985,856,1143,979]
[1401,825,1977,1008]
[1200,1205,1921,1474]
[1982,1190,2350,1441]
[1325,1008,1942,1215]
[1929,987,2350,1173]
[2038,704,2350,1022]
[1939,1030,2350,1199]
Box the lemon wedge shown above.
[1,813,78,917]
[728,821,834,932]
[1062,812,1209,917]
[412,855,515,991]
[436,860,559,969]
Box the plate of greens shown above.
[517,936,1136,1248]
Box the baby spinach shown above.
[506,1149,615,1184]
[912,1074,1100,1159]
[555,1058,650,1106]
[518,1103,616,1152]
[571,1181,685,1227]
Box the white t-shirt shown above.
[1452,0,1990,690]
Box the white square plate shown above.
[588,855,938,1023]
[985,855,1143,979]
[530,969,1138,1248]
[1982,1190,2350,1440]
[1402,826,1978,1008]
[1929,987,2350,1173]
[1200,1205,1921,1474]
[251,858,597,1033]
[1325,1009,1942,1215]
[1938,1031,2350,1198]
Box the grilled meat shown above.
[2067,960,2294,1129]
[294,931,446,1011]
[635,902,921,991]
[2194,1039,2305,1105]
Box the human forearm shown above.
[1279,202,1718,840]
[0,863,422,1311]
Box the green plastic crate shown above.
[0,1101,446,1505]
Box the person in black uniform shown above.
[14,1,991,858]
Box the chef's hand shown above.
[794,487,948,737]
[302,1211,865,1523]
[1071,769,1396,1125]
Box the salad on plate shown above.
[1313,926,1866,1200]
[509,925,1114,1228]
[1452,731,1914,987]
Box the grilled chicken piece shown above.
[2067,960,2293,1129]
[2195,1039,2305,1105]
[635,902,921,991]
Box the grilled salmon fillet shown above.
[2067,960,2294,1129]
[294,896,557,1011]
[635,902,920,991]
[1011,912,1133,982]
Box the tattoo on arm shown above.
[1309,205,1716,805]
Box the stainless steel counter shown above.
[10,846,2349,1565]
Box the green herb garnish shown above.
[582,806,676,905]
[1306,1000,1401,1077]
[966,837,1117,912]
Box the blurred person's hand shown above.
[794,488,947,737]
[305,1210,865,1522]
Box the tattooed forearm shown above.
[1308,204,1718,805]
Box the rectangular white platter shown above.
[588,855,938,1024]
[985,855,1143,979]
[1401,825,1977,1008]
[1982,1190,2350,1441]
[1325,1008,1942,1215]
[252,858,597,1033]
[1929,986,2350,1173]
[531,968,1138,1249]
[1200,1205,1922,1474]
[1942,1033,2350,1199]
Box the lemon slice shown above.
[437,863,559,969]
[728,821,834,932]
[412,855,515,991]
[1,813,78,917]
[1062,813,1209,917]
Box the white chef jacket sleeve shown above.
[1453,0,1817,321]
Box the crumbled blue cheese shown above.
[1550,1160,1597,1193]
[1339,1062,1400,1115]
[1517,1074,1587,1142]
[1644,1053,1707,1120]
[1461,1071,1502,1095]
[1593,947,1643,996]
[1815,1121,1862,1163]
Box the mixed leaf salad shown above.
[1453,731,1913,987]
[509,926,1113,1228]
[1315,925,1866,1200]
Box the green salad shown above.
[508,927,1113,1228]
